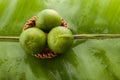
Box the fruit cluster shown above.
[19,9,73,59]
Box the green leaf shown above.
[1,0,120,80]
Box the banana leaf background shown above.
[1,0,120,80]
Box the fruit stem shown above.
[0,36,19,42]
[0,34,120,42]
[73,34,120,39]
[58,34,72,38]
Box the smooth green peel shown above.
[19,28,46,54]
[36,9,62,32]
[48,26,73,54]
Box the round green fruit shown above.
[19,28,46,54]
[48,26,73,54]
[36,9,62,32]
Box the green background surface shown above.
[0,0,120,80]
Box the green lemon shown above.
[19,28,46,54]
[48,26,73,54]
[36,9,62,32]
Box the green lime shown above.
[36,9,62,32]
[47,26,73,54]
[19,28,46,54]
